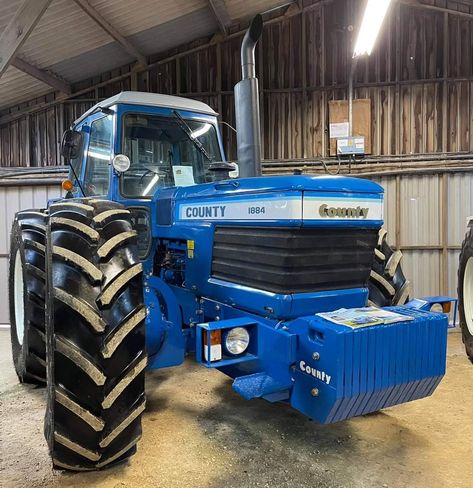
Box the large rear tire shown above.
[458,224,473,363]
[368,228,410,307]
[44,198,147,471]
[8,210,48,384]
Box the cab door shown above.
[80,113,114,198]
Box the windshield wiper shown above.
[171,110,213,163]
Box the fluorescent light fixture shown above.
[190,123,211,140]
[353,0,392,57]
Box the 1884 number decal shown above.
[248,206,265,215]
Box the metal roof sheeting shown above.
[0,0,293,110]
[0,66,52,108]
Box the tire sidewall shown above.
[458,229,473,353]
[44,219,55,450]
[9,219,29,381]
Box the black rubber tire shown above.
[8,209,48,384]
[368,228,410,307]
[44,198,147,471]
[458,224,473,363]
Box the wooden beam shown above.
[11,57,71,94]
[72,0,147,67]
[0,0,335,124]
[0,0,53,78]
[400,0,473,20]
[208,0,231,36]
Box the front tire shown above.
[8,210,48,384]
[44,198,147,470]
[458,224,473,363]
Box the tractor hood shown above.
[154,175,384,227]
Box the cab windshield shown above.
[121,113,222,197]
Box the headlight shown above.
[224,327,250,355]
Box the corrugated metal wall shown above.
[0,184,61,325]
[0,172,470,325]
[371,171,472,301]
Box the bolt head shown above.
[312,352,320,361]
[311,388,319,397]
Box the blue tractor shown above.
[8,16,447,471]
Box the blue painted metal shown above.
[144,276,186,369]
[196,317,258,368]
[406,295,458,329]
[233,373,292,401]
[288,307,448,423]
[63,98,450,426]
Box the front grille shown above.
[211,226,378,294]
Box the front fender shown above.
[145,276,185,369]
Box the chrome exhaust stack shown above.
[234,14,263,178]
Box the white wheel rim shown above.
[464,257,473,336]
[14,250,25,345]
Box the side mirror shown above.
[60,129,83,160]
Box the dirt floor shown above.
[1,328,473,488]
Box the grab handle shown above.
[214,180,240,190]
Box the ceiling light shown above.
[353,0,392,57]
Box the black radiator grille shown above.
[211,226,378,294]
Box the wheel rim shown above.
[14,250,25,345]
[464,257,473,336]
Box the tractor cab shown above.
[62,92,235,201]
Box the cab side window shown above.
[83,116,112,196]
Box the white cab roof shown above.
[74,91,217,125]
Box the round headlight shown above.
[112,154,131,173]
[224,327,250,355]
[430,303,444,313]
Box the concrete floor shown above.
[1,329,473,488]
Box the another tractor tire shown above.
[368,228,410,307]
[44,198,147,471]
[458,223,473,363]
[8,210,48,384]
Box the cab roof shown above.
[74,91,218,125]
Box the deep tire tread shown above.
[8,209,48,384]
[45,198,146,471]
[368,228,410,307]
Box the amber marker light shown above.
[62,179,75,192]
